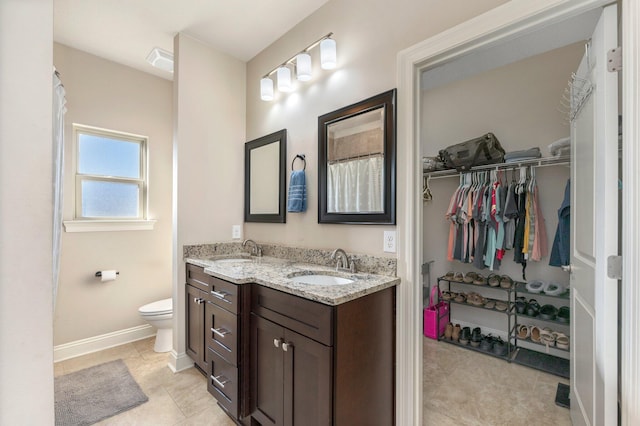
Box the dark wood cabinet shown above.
[185,264,250,422]
[186,282,208,372]
[250,284,395,426]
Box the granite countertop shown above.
[185,254,400,306]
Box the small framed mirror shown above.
[318,89,396,224]
[244,129,287,223]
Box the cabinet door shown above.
[283,328,332,426]
[186,284,207,372]
[251,314,284,426]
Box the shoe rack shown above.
[436,276,516,361]
[511,282,571,378]
[436,274,570,378]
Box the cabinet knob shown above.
[273,338,281,348]
[193,297,204,304]
[282,342,293,352]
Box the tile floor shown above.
[54,337,235,426]
[423,336,571,425]
[54,336,570,425]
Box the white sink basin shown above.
[290,274,354,286]
[213,258,252,264]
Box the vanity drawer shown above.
[251,284,333,346]
[207,348,239,418]
[209,276,239,314]
[206,301,238,365]
[186,263,210,292]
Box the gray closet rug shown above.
[55,359,148,425]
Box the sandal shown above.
[540,328,556,350]
[530,326,541,343]
[494,301,508,312]
[443,271,455,280]
[526,280,546,293]
[515,296,527,314]
[499,275,514,289]
[454,293,466,303]
[463,272,478,283]
[451,324,462,341]
[453,272,464,282]
[555,333,570,350]
[517,324,530,339]
[488,273,500,288]
[473,275,487,285]
[483,300,496,310]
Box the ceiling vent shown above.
[146,47,173,73]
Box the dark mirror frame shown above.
[244,129,287,223]
[318,89,396,224]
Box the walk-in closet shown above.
[420,28,586,424]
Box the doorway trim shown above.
[395,0,638,424]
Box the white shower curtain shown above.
[53,68,66,309]
[327,156,383,213]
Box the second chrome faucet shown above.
[331,248,356,273]
[242,239,262,257]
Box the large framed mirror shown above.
[244,129,287,223]
[318,89,396,224]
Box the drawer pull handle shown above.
[210,290,232,303]
[212,327,230,338]
[211,374,230,389]
[273,338,281,348]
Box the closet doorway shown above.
[394,1,633,425]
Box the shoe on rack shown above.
[555,333,570,350]
[444,271,455,281]
[539,304,559,321]
[473,274,487,285]
[526,280,546,293]
[463,272,477,283]
[530,326,541,343]
[492,337,508,356]
[500,275,514,289]
[488,273,500,287]
[470,327,482,347]
[515,297,527,314]
[557,306,570,323]
[517,324,530,339]
[459,327,471,345]
[543,282,565,296]
[526,299,540,317]
[451,324,461,341]
[480,334,495,351]
[444,323,453,340]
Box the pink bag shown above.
[423,285,450,340]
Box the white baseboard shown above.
[54,324,156,362]
[169,350,195,373]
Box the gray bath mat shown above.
[55,359,148,425]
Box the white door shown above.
[570,4,618,426]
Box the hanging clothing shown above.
[550,179,571,267]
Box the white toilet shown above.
[138,298,173,352]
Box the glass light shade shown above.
[320,38,337,69]
[277,66,293,92]
[296,53,312,81]
[260,77,274,101]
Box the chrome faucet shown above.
[242,239,262,257]
[331,248,356,273]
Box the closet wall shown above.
[421,42,583,335]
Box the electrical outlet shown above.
[232,225,242,240]
[383,231,396,253]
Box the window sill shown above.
[63,219,157,233]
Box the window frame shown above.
[72,124,149,221]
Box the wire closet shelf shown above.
[423,155,570,180]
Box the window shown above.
[74,124,148,220]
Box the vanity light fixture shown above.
[260,33,336,101]
[146,47,174,73]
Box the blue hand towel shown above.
[287,170,307,213]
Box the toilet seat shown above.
[139,298,172,316]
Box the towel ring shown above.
[292,154,306,171]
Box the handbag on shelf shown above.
[423,285,450,340]
[438,132,505,171]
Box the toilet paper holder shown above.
[95,271,119,277]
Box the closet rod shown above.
[423,155,571,180]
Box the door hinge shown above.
[607,255,622,280]
[607,47,622,72]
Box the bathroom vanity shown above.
[184,245,398,425]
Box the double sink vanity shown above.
[184,241,399,425]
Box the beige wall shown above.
[0,0,54,423]
[53,44,173,345]
[245,0,508,256]
[173,33,246,365]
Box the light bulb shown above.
[320,38,337,70]
[277,66,292,92]
[260,77,274,101]
[296,53,312,81]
